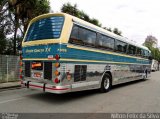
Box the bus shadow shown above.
[111,79,149,90]
[28,79,149,104]
[28,89,100,104]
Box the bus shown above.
[20,13,152,94]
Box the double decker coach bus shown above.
[20,13,151,94]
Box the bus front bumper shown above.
[21,81,71,94]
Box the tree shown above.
[143,37,160,61]
[8,0,50,55]
[0,32,7,54]
[80,11,90,21]
[61,2,122,36]
[113,28,122,36]
[0,0,13,54]
[61,2,79,17]
[89,18,101,27]
[144,35,158,48]
[61,2,102,27]
[107,27,112,32]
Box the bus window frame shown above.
[69,24,97,48]
[135,47,143,57]
[24,16,65,42]
[69,23,150,60]
[127,44,137,56]
[115,39,128,54]
[96,33,115,51]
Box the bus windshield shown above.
[25,16,64,42]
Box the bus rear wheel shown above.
[143,70,148,80]
[100,74,112,93]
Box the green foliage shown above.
[0,0,14,54]
[0,0,50,55]
[144,41,160,61]
[3,0,50,55]
[113,28,122,36]
[61,2,122,36]
[0,33,7,54]
[61,3,79,17]
[9,0,50,33]
[106,27,112,32]
[61,2,102,27]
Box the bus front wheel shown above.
[100,74,112,93]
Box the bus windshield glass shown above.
[25,16,64,42]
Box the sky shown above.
[49,0,160,46]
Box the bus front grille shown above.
[44,62,52,80]
[25,61,31,77]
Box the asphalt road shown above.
[0,71,160,113]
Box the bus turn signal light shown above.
[54,63,60,68]
[19,61,23,66]
[54,70,60,76]
[20,68,23,73]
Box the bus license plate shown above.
[33,72,42,78]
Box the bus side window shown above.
[70,25,96,47]
[142,50,146,58]
[70,25,79,39]
[70,25,84,45]
[141,49,144,57]
[115,40,127,53]
[136,47,142,57]
[142,50,148,58]
[127,45,136,55]
[146,50,150,58]
[97,34,115,50]
[79,27,96,47]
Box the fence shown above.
[0,55,20,83]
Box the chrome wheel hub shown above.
[104,77,110,89]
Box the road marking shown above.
[0,97,24,104]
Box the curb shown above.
[0,82,22,91]
[0,85,21,90]
[0,85,22,92]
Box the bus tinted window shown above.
[127,45,136,55]
[97,34,115,50]
[70,25,84,45]
[136,47,142,56]
[70,25,96,46]
[115,40,127,53]
[141,49,145,57]
[25,16,64,41]
[70,25,79,39]
[79,27,96,46]
[144,50,149,58]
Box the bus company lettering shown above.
[25,48,51,53]
[57,48,67,52]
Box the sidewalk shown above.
[0,81,21,90]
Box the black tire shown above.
[100,73,112,93]
[143,70,148,81]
